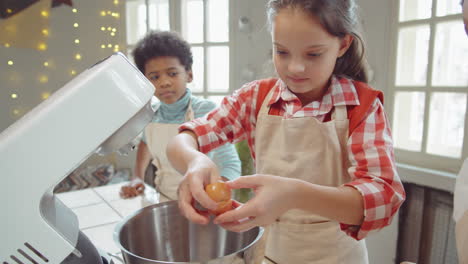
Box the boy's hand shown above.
[120,178,145,198]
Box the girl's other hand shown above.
[213,175,298,232]
[177,155,222,225]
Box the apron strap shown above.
[332,105,348,121]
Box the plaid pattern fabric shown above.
[180,76,405,240]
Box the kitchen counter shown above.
[56,181,274,264]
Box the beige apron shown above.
[255,88,368,264]
[145,100,194,202]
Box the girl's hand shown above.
[213,175,298,232]
[177,155,222,225]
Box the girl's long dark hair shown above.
[266,0,369,83]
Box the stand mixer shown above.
[0,53,156,264]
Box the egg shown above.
[205,181,233,215]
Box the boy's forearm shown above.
[166,131,201,175]
[133,141,152,180]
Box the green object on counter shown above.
[233,140,255,203]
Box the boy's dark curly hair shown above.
[132,30,193,74]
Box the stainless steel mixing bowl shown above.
[114,201,265,264]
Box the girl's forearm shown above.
[133,141,152,180]
[166,131,201,174]
[291,179,364,225]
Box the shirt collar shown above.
[268,76,360,114]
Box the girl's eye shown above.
[276,50,288,55]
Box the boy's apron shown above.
[145,100,194,202]
[255,88,368,264]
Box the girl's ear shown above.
[187,70,193,83]
[338,34,354,58]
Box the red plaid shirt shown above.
[180,76,405,240]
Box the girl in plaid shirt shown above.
[167,0,405,263]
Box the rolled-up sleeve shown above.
[342,100,406,240]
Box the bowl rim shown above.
[113,200,265,263]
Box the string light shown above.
[70,70,77,76]
[112,28,116,32]
[101,44,106,49]
[4,43,10,48]
[43,61,49,67]
[114,0,119,5]
[39,75,48,83]
[72,8,77,13]
[7,60,13,66]
[110,32,115,36]
[107,44,112,48]
[6,8,12,13]
[101,11,106,16]
[73,23,79,28]
[11,93,18,99]
[101,26,106,31]
[13,109,20,115]
[41,92,51,100]
[40,10,49,18]
[42,29,49,36]
[75,54,82,60]
[74,39,80,44]
[37,43,47,51]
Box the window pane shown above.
[399,0,432,22]
[126,0,147,45]
[432,21,468,86]
[436,0,462,17]
[207,0,229,42]
[427,93,466,158]
[393,92,425,151]
[188,47,204,93]
[148,0,170,31]
[396,25,430,86]
[207,46,229,92]
[182,0,204,43]
[208,96,225,106]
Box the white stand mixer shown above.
[0,53,156,264]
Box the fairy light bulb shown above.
[110,32,115,36]
[114,0,119,5]
[107,44,112,48]
[41,92,51,100]
[6,8,12,13]
[101,11,106,16]
[43,61,49,67]
[13,109,20,115]
[101,44,106,49]
[72,8,77,13]
[7,60,13,66]
[73,23,79,28]
[41,10,49,18]
[37,43,47,51]
[70,70,77,76]
[101,27,106,31]
[42,29,49,36]
[75,54,82,60]
[11,93,18,99]
[74,39,80,44]
[39,75,48,83]
[4,43,10,48]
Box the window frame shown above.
[124,0,236,101]
[387,0,468,174]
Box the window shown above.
[389,0,468,173]
[124,0,232,99]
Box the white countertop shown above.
[56,181,274,264]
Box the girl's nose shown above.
[288,58,306,73]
